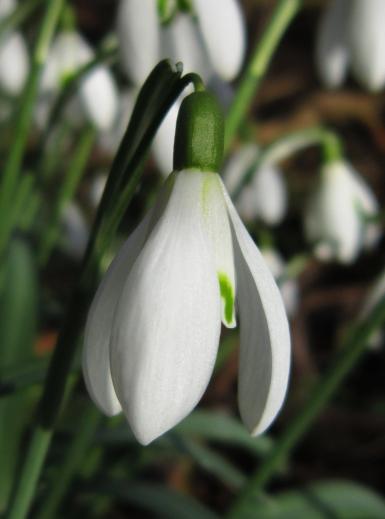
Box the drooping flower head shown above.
[223,144,288,225]
[305,159,380,264]
[37,31,119,131]
[117,0,246,86]
[316,0,385,91]
[0,0,29,96]
[83,89,291,444]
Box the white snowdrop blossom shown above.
[305,160,380,264]
[61,203,89,260]
[316,0,385,91]
[261,248,299,317]
[98,89,135,156]
[38,32,119,131]
[223,144,288,225]
[0,0,29,96]
[82,169,291,444]
[117,0,245,85]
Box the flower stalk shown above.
[231,126,342,201]
[225,0,303,150]
[6,61,206,519]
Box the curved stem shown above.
[231,126,342,201]
[7,61,204,519]
[7,428,52,519]
[225,0,302,151]
[229,295,385,517]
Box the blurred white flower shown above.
[83,169,290,445]
[88,173,107,209]
[98,89,135,155]
[261,248,299,317]
[61,202,89,259]
[117,0,245,85]
[38,32,119,131]
[0,0,29,96]
[305,160,380,264]
[316,0,385,91]
[223,144,288,225]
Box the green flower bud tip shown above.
[173,91,224,173]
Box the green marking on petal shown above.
[218,272,235,325]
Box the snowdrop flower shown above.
[261,248,299,317]
[117,0,245,85]
[305,160,380,264]
[99,89,135,156]
[0,0,29,96]
[61,202,89,259]
[316,0,385,91]
[223,144,288,225]
[88,173,107,209]
[39,32,119,131]
[82,91,290,445]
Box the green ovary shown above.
[218,272,235,325]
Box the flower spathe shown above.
[83,169,291,445]
[305,160,380,264]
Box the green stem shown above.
[7,428,53,519]
[229,295,385,517]
[7,61,201,519]
[38,126,96,266]
[38,407,102,519]
[0,0,64,259]
[225,0,302,151]
[232,126,341,201]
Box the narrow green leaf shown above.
[84,481,219,519]
[170,436,246,489]
[0,239,39,511]
[238,480,385,519]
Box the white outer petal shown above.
[253,163,287,226]
[194,0,245,80]
[82,216,151,416]
[110,170,221,445]
[160,13,212,81]
[0,32,29,95]
[152,99,180,177]
[80,66,119,131]
[349,0,385,91]
[315,0,350,88]
[83,177,174,417]
[117,0,160,86]
[221,180,291,435]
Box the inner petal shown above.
[201,172,236,328]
